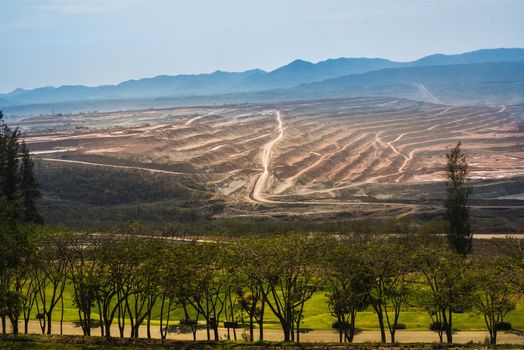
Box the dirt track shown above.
[17,321,524,344]
[249,110,284,203]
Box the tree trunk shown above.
[8,316,18,335]
[159,294,166,340]
[2,315,6,334]
[97,299,104,337]
[258,310,264,341]
[374,305,386,343]
[46,312,52,335]
[445,308,453,343]
[249,315,254,342]
[146,308,152,339]
[338,316,343,343]
[348,311,356,343]
[60,297,64,335]
[213,324,219,340]
[282,322,290,341]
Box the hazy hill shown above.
[0,57,400,105]
[411,48,524,66]
[1,48,524,114]
[286,61,524,104]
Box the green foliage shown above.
[470,255,523,344]
[35,161,216,228]
[1,228,523,344]
[324,239,372,342]
[414,245,474,343]
[445,141,473,255]
[19,142,42,224]
[0,111,42,224]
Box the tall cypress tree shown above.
[0,111,7,200]
[0,111,42,224]
[20,141,42,224]
[444,141,472,255]
[4,128,20,202]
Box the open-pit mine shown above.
[15,97,524,230]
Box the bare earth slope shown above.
[16,97,524,230]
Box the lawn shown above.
[36,285,524,332]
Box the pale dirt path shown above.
[249,111,284,203]
[184,110,219,126]
[16,321,524,344]
[39,158,186,175]
[416,83,441,104]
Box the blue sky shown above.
[1,0,523,93]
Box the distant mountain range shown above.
[2,48,524,115]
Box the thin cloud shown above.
[34,0,142,14]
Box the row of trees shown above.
[1,231,522,345]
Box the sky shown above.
[1,0,524,93]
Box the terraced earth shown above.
[15,97,524,230]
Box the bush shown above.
[430,321,444,331]
[179,319,197,326]
[331,320,349,330]
[496,321,512,330]
[223,321,241,329]
[394,323,407,329]
[73,319,101,329]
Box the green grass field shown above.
[37,285,524,332]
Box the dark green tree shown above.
[325,239,372,343]
[471,255,523,345]
[415,246,473,344]
[0,198,29,334]
[444,141,472,255]
[0,111,20,202]
[0,111,42,224]
[20,142,42,224]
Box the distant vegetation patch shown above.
[35,161,222,228]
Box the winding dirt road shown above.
[184,110,220,126]
[249,111,284,203]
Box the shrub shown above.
[73,319,101,328]
[331,320,350,330]
[179,318,197,325]
[430,321,444,331]
[394,323,407,329]
[224,321,241,328]
[496,322,512,330]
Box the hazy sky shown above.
[1,0,524,92]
